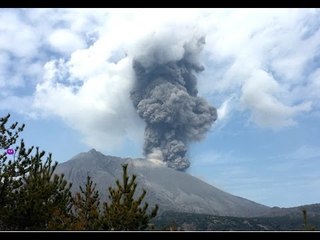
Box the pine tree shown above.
[102,164,158,230]
[0,114,31,201]
[0,114,33,229]
[71,175,101,230]
[2,148,73,230]
[0,114,161,231]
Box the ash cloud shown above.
[130,36,217,171]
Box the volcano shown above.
[55,149,270,217]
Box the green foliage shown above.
[102,164,158,230]
[0,114,160,231]
[0,113,25,148]
[0,114,73,230]
[0,114,32,202]
[71,175,101,230]
[0,114,34,228]
[1,148,73,230]
[70,165,158,231]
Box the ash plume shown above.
[130,36,217,171]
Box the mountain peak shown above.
[86,148,106,159]
[89,148,98,153]
[69,148,105,163]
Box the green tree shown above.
[0,114,160,231]
[101,164,158,230]
[0,114,31,201]
[71,175,101,230]
[0,114,73,230]
[2,148,73,230]
[0,114,34,229]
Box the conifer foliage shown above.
[102,164,158,230]
[0,114,72,230]
[0,114,159,230]
[0,114,34,229]
[2,148,73,230]
[71,175,101,230]
[0,114,33,208]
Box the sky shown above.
[1,8,320,208]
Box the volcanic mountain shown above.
[55,149,270,217]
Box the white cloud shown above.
[240,70,312,129]
[33,56,144,150]
[217,101,229,122]
[198,8,319,129]
[1,8,320,151]
[48,29,86,54]
[216,96,235,122]
[29,9,210,151]
[0,10,40,58]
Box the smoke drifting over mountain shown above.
[130,36,217,171]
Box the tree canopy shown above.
[0,114,159,231]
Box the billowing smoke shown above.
[130,36,217,171]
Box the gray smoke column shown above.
[130,36,217,171]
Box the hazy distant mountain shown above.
[55,149,270,218]
[154,209,320,231]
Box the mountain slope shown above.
[55,149,270,217]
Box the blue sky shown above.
[1,8,320,208]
